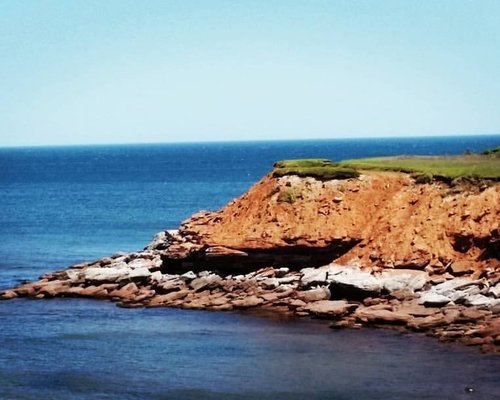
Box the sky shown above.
[1,0,500,147]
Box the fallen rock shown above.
[296,287,330,302]
[448,260,474,276]
[329,271,382,301]
[303,300,358,318]
[418,293,451,307]
[83,267,130,283]
[232,295,264,308]
[189,274,222,292]
[0,290,18,300]
[379,269,428,293]
[355,307,412,325]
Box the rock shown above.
[288,299,307,309]
[37,281,70,297]
[154,278,185,294]
[108,282,140,300]
[0,290,18,300]
[329,270,382,301]
[259,292,281,303]
[127,258,156,270]
[276,267,289,278]
[488,283,500,298]
[448,260,474,276]
[408,312,459,331]
[418,293,451,307]
[83,267,130,283]
[296,287,330,302]
[354,307,412,325]
[379,269,428,293]
[300,267,328,287]
[459,308,489,322]
[303,300,358,318]
[277,276,300,285]
[189,274,221,292]
[65,269,85,284]
[232,295,264,308]
[79,285,109,298]
[397,303,438,317]
[128,267,151,280]
[464,294,499,308]
[180,271,197,282]
[147,290,189,307]
[260,278,280,290]
[14,283,38,297]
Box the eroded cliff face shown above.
[175,172,499,275]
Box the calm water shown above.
[1,136,499,399]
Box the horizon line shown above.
[1,132,499,150]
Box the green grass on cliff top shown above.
[273,159,360,180]
[273,148,500,181]
[340,153,500,180]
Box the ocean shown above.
[1,136,499,399]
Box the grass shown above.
[272,147,500,183]
[339,154,500,181]
[273,159,360,180]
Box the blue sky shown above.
[1,0,499,146]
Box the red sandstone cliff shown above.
[177,171,499,275]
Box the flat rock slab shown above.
[303,300,358,318]
[355,307,412,325]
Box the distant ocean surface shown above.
[1,136,499,399]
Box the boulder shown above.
[354,307,412,325]
[231,295,264,308]
[418,293,451,307]
[379,269,428,293]
[180,271,197,282]
[296,287,330,302]
[303,300,358,318]
[127,258,156,270]
[189,274,221,292]
[300,267,328,287]
[128,267,151,280]
[83,267,130,283]
[488,283,500,299]
[108,282,140,300]
[260,278,280,290]
[448,260,474,276]
[329,271,382,301]
[0,290,18,300]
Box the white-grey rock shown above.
[260,278,280,290]
[127,258,156,270]
[83,267,130,282]
[277,276,300,285]
[66,269,84,283]
[463,294,497,307]
[418,292,451,307]
[276,267,289,278]
[128,267,151,280]
[379,269,428,293]
[300,267,328,286]
[180,271,197,282]
[488,283,500,298]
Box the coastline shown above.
[2,167,499,353]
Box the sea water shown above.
[0,136,499,399]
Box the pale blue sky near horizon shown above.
[1,0,500,147]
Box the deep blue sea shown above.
[1,136,499,399]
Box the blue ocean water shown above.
[1,136,499,399]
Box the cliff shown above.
[161,171,499,276]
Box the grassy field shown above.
[273,148,500,182]
[340,154,500,180]
[273,159,359,180]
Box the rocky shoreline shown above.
[2,170,499,353]
[2,229,499,354]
